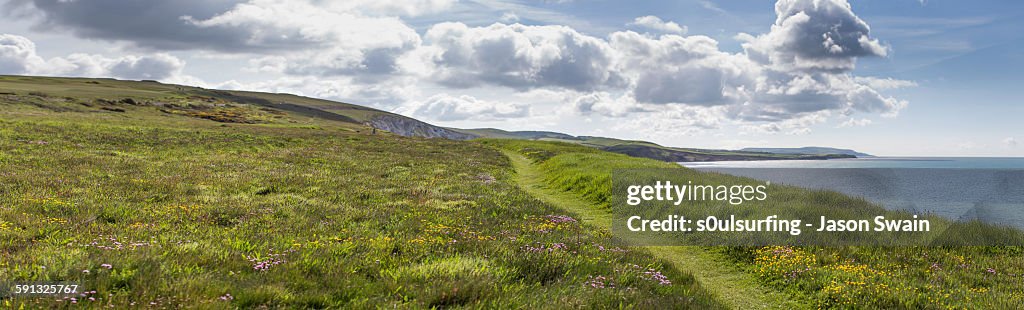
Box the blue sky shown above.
[1,0,1021,156]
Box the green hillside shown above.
[0,75,474,140]
[484,139,1024,308]
[0,76,720,308]
[2,76,1020,308]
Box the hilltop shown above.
[0,75,474,140]
[741,147,874,158]
[0,76,866,163]
[460,128,857,162]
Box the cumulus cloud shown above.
[218,76,418,109]
[589,0,906,127]
[500,12,520,23]
[323,0,457,17]
[0,33,45,73]
[397,94,530,121]
[609,31,754,106]
[572,92,649,117]
[105,54,186,80]
[610,105,726,139]
[4,0,242,51]
[629,16,687,34]
[422,22,624,91]
[0,33,184,80]
[5,0,443,51]
[1005,137,1018,148]
[3,0,911,132]
[6,0,426,80]
[181,0,420,52]
[740,0,888,72]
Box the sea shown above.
[681,157,1024,229]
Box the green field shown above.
[485,139,1024,308]
[1,77,1022,308]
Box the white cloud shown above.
[838,117,872,127]
[500,12,520,23]
[0,33,45,73]
[3,0,913,135]
[629,16,687,34]
[322,0,457,17]
[853,77,918,90]
[1005,137,1018,148]
[105,54,186,80]
[217,76,418,109]
[740,0,888,72]
[572,92,648,117]
[183,0,421,52]
[422,22,623,91]
[0,33,185,80]
[610,105,726,139]
[397,93,530,121]
[609,31,754,106]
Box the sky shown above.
[1,0,1021,157]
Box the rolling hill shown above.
[3,75,1022,308]
[0,75,864,163]
[0,75,474,140]
[460,128,857,162]
[741,147,873,158]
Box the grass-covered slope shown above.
[0,75,474,140]
[0,81,726,308]
[484,139,1024,308]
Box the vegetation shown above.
[0,80,723,308]
[485,139,1024,309]
[3,76,1022,308]
[464,128,857,162]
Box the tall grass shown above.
[486,139,1024,308]
[0,94,723,308]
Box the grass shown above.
[498,146,806,309]
[485,139,1024,309]
[3,76,1023,308]
[0,89,724,308]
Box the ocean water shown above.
[681,158,1024,229]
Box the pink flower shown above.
[100,264,112,269]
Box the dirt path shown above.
[503,150,807,309]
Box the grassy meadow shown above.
[2,76,1023,309]
[485,139,1024,309]
[0,85,722,308]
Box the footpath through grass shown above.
[499,148,805,309]
[486,139,1024,309]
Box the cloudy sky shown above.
[1,0,1021,156]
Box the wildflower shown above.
[643,269,672,285]
[219,293,233,301]
[584,276,613,288]
[986,268,997,275]
[100,264,112,269]
[82,269,90,274]
[545,215,577,224]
